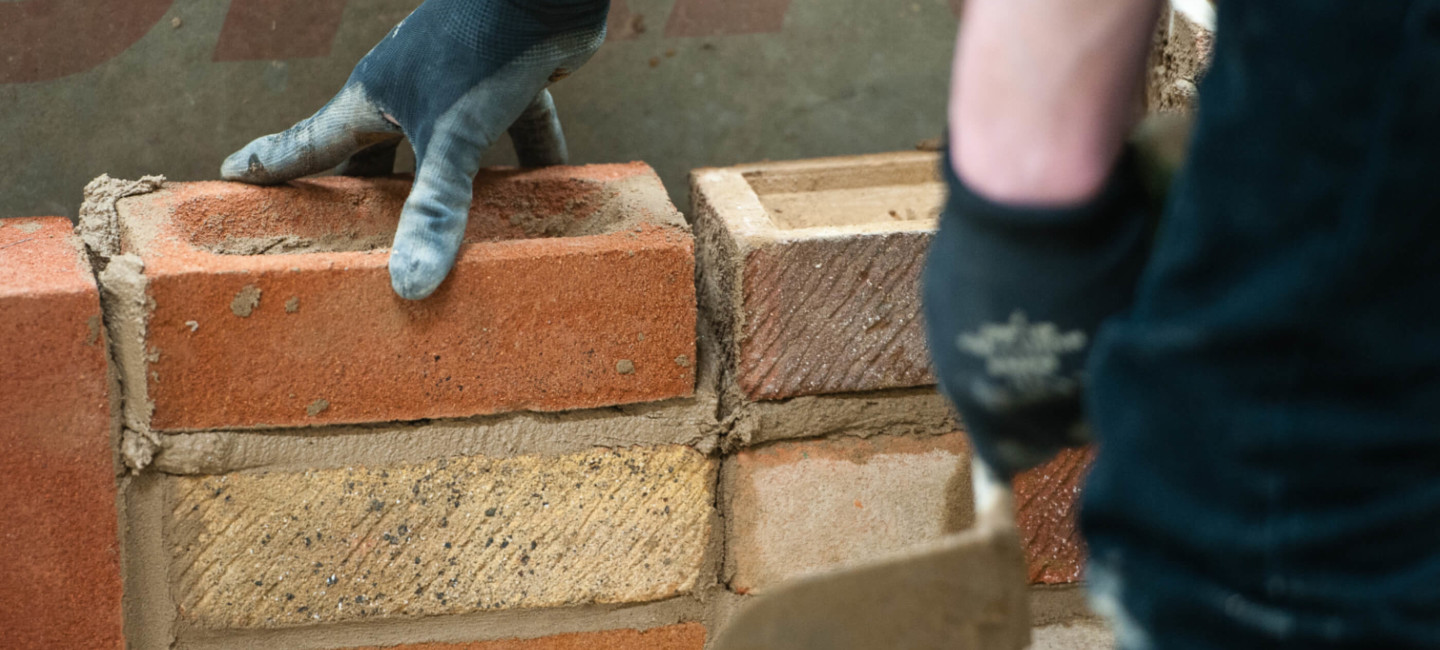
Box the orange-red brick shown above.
[0,218,123,649]
[342,623,706,650]
[115,164,696,430]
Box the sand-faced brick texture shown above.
[692,153,942,401]
[110,164,695,431]
[1147,5,1214,113]
[341,623,706,650]
[168,445,716,629]
[1014,447,1094,584]
[0,218,124,649]
[722,432,973,593]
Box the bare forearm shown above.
[949,0,1161,204]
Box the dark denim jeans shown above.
[929,1,1440,647]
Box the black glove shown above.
[923,146,1155,481]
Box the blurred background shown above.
[0,0,959,219]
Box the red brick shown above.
[343,623,706,650]
[722,432,972,593]
[1013,447,1095,584]
[0,218,123,649]
[692,153,941,401]
[114,164,695,431]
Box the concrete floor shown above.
[1032,620,1115,650]
[1,0,956,219]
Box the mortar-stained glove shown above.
[221,0,609,300]
[922,146,1155,482]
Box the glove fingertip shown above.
[388,242,450,300]
[221,137,293,185]
[220,149,263,182]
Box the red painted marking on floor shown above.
[212,0,350,62]
[0,0,175,83]
[664,0,792,37]
[606,0,647,41]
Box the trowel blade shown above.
[711,523,1031,650]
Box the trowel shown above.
[712,459,1031,650]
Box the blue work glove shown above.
[221,0,609,299]
[922,146,1156,481]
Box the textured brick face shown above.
[1013,447,1094,584]
[0,218,123,649]
[692,153,941,402]
[1146,7,1214,113]
[738,233,934,400]
[168,445,716,629]
[723,432,972,593]
[342,623,706,650]
[117,164,696,431]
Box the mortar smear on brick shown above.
[151,395,722,475]
[77,174,165,262]
[722,385,957,450]
[168,445,716,629]
[79,175,168,471]
[100,253,160,470]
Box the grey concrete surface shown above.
[0,0,956,219]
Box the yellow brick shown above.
[168,445,715,629]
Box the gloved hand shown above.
[923,114,1193,482]
[221,0,610,299]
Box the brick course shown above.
[168,445,716,629]
[112,164,695,431]
[0,218,124,649]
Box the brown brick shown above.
[693,152,941,401]
[722,432,971,593]
[1014,447,1094,584]
[112,164,695,431]
[342,622,706,650]
[168,445,715,629]
[0,218,124,648]
[1146,5,1214,113]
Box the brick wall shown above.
[3,154,1110,648]
[692,153,1093,594]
